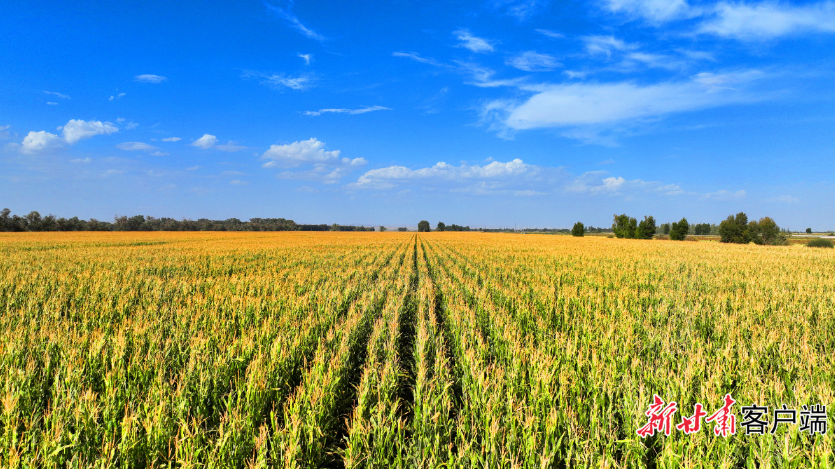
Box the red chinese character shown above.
[706,394,737,437]
[676,403,707,434]
[637,394,678,437]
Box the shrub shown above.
[807,238,834,248]
[571,222,584,237]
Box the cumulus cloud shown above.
[191,134,218,149]
[351,158,541,191]
[698,2,835,40]
[261,138,342,166]
[304,105,392,116]
[20,131,63,154]
[116,142,160,151]
[567,171,683,195]
[506,51,561,71]
[265,1,325,41]
[454,29,496,53]
[62,119,118,144]
[135,74,167,83]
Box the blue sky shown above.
[2,0,835,229]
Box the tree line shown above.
[0,209,374,232]
[567,212,790,245]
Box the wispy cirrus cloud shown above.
[135,74,167,83]
[454,29,496,53]
[304,105,392,116]
[698,1,835,40]
[265,1,324,41]
[117,142,160,152]
[491,0,549,21]
[44,91,70,100]
[242,70,313,90]
[506,51,561,71]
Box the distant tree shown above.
[748,217,787,245]
[808,238,834,248]
[0,208,9,231]
[661,223,671,235]
[718,212,750,244]
[417,220,431,232]
[612,214,637,239]
[670,217,689,241]
[571,222,585,237]
[693,223,711,235]
[398,227,408,232]
[379,226,387,232]
[436,221,446,232]
[636,216,656,239]
[807,227,813,234]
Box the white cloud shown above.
[352,158,537,190]
[702,189,746,200]
[46,102,58,105]
[698,2,835,40]
[535,29,565,39]
[481,73,760,139]
[116,142,160,151]
[62,119,118,144]
[230,180,248,185]
[767,195,800,203]
[191,134,218,149]
[261,138,341,166]
[265,2,324,41]
[601,0,694,22]
[492,0,548,20]
[582,35,635,56]
[161,137,181,142]
[567,171,683,195]
[135,74,167,83]
[0,125,10,140]
[454,29,496,53]
[392,51,447,67]
[216,141,247,152]
[299,53,312,64]
[150,151,168,156]
[70,157,92,164]
[20,131,63,154]
[243,71,313,90]
[185,165,201,171]
[506,51,561,71]
[304,105,392,116]
[109,93,126,101]
[44,91,70,99]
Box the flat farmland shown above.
[1,232,833,467]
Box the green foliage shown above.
[417,220,431,232]
[806,228,813,234]
[807,238,833,248]
[436,222,446,232]
[379,226,387,232]
[670,217,689,241]
[398,227,408,232]
[635,216,656,239]
[718,212,750,243]
[694,223,711,235]
[748,217,787,245]
[660,223,670,235]
[571,222,584,237]
[612,214,637,239]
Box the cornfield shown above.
[0,231,833,467]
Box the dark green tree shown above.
[748,217,786,245]
[636,216,657,239]
[661,223,671,235]
[398,227,408,232]
[417,220,431,232]
[670,217,689,241]
[718,212,750,243]
[379,226,387,232]
[571,222,585,237]
[612,214,637,239]
[436,221,446,232]
[807,228,813,234]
